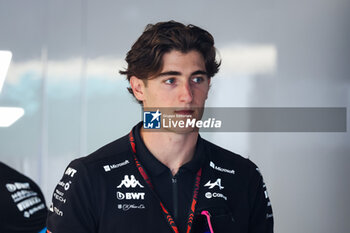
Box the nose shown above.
[179,82,193,103]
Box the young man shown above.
[47,21,273,233]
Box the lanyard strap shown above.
[129,131,202,233]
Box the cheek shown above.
[194,86,210,99]
[148,92,166,104]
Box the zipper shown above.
[172,176,178,221]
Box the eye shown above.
[164,78,175,85]
[192,76,204,84]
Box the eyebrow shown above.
[157,70,208,77]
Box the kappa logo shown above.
[204,178,224,190]
[116,191,145,200]
[209,161,235,175]
[117,175,144,188]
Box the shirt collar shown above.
[132,121,205,177]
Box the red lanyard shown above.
[129,131,202,233]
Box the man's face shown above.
[135,50,210,111]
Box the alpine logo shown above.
[204,178,224,190]
[117,175,144,188]
[210,161,235,175]
[116,191,145,200]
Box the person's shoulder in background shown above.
[0,162,47,233]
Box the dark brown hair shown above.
[119,20,221,102]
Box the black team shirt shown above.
[47,122,274,233]
[133,123,205,233]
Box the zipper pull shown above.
[201,210,214,233]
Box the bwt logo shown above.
[6,182,30,192]
[143,110,161,129]
[116,191,145,200]
[65,167,77,178]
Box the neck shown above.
[140,128,198,176]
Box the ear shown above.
[130,76,146,101]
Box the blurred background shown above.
[0,0,349,232]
